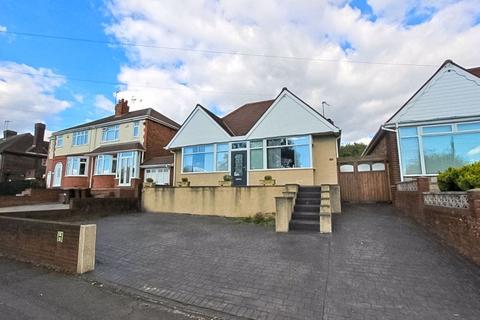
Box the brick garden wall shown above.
[70,197,140,214]
[0,188,63,207]
[394,177,480,265]
[0,216,82,273]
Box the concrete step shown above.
[294,204,319,212]
[292,211,319,221]
[296,198,320,205]
[296,192,320,199]
[298,186,321,192]
[289,220,319,231]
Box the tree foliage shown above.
[339,143,367,158]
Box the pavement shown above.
[0,256,213,320]
[82,204,480,320]
[0,203,69,213]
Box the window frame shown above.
[94,154,117,175]
[72,130,89,146]
[398,120,480,179]
[65,156,89,177]
[101,125,120,143]
[264,135,312,170]
[56,135,64,148]
[133,121,140,138]
[181,144,216,173]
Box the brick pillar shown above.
[467,189,480,221]
[416,177,430,225]
[417,177,430,192]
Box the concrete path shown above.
[0,256,211,319]
[85,204,480,320]
[0,203,69,213]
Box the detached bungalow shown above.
[166,88,341,187]
[363,60,480,184]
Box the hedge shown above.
[437,162,480,191]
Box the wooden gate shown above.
[338,157,391,203]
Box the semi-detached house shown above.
[46,99,179,197]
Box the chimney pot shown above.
[115,99,130,117]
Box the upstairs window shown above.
[102,125,119,142]
[133,121,140,138]
[72,131,88,146]
[66,157,88,176]
[266,136,311,169]
[56,135,64,148]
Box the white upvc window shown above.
[133,121,140,138]
[95,155,117,175]
[102,125,119,142]
[66,156,88,176]
[72,130,88,146]
[398,120,480,177]
[265,135,311,169]
[56,135,64,148]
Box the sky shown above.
[0,0,479,144]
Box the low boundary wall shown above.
[143,186,285,217]
[0,188,63,208]
[394,177,480,265]
[0,216,96,273]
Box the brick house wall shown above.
[143,119,177,161]
[367,131,402,190]
[1,152,46,182]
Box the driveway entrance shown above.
[85,204,480,319]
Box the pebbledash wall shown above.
[142,185,285,217]
[394,177,480,265]
[172,135,339,187]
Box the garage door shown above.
[145,167,170,185]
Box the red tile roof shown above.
[142,155,174,166]
[222,100,275,136]
[468,67,480,77]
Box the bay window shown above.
[66,157,88,176]
[102,125,119,142]
[95,155,117,175]
[266,136,311,169]
[399,121,480,176]
[72,131,88,146]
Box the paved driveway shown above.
[85,204,480,320]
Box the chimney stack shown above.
[3,130,17,139]
[33,123,46,148]
[115,99,130,117]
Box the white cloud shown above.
[0,61,70,134]
[0,25,6,32]
[73,94,84,103]
[94,94,114,112]
[467,146,480,157]
[105,0,480,143]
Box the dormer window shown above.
[102,125,119,142]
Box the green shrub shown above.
[223,175,232,181]
[181,177,189,183]
[264,175,272,181]
[146,177,154,183]
[437,162,480,191]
